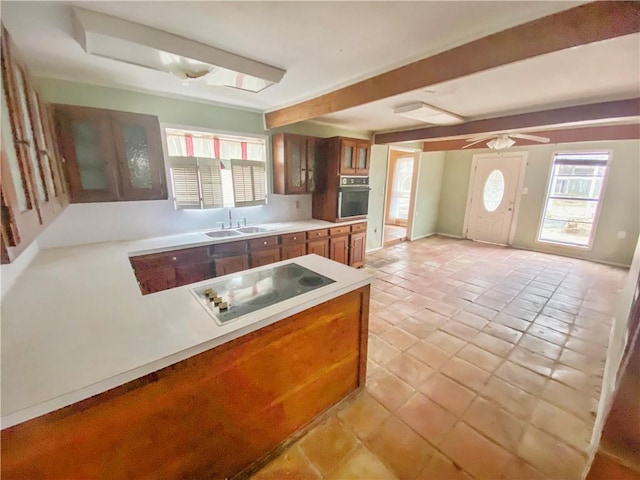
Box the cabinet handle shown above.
[172,257,177,261]
[263,241,267,245]
[293,236,297,240]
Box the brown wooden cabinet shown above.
[330,234,349,265]
[281,243,306,260]
[135,266,177,295]
[214,254,249,276]
[349,231,366,268]
[250,248,281,268]
[336,138,370,176]
[307,239,329,258]
[56,105,167,203]
[272,133,316,194]
[1,26,68,264]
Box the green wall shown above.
[36,78,368,140]
[436,140,640,266]
[411,151,444,239]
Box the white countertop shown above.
[1,220,372,428]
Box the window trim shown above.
[160,122,271,209]
[536,149,612,250]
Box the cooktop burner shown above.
[191,263,335,325]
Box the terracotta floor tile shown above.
[572,324,611,345]
[377,306,410,325]
[531,400,591,452]
[551,364,593,391]
[452,310,489,330]
[368,335,401,366]
[500,458,546,479]
[508,346,555,377]
[474,295,508,311]
[560,348,604,375]
[519,334,563,360]
[337,391,390,440]
[367,371,415,411]
[397,392,458,445]
[546,299,580,315]
[387,352,435,388]
[367,416,435,479]
[369,314,394,335]
[440,422,516,479]
[517,427,587,480]
[532,314,572,334]
[471,331,514,357]
[298,417,359,477]
[541,306,576,324]
[483,322,523,344]
[492,312,531,332]
[440,356,491,392]
[464,303,498,320]
[419,372,475,417]
[252,444,321,480]
[389,300,423,318]
[407,341,452,369]
[456,343,502,372]
[419,451,472,480]
[495,361,548,396]
[425,330,466,355]
[439,320,480,342]
[463,396,526,450]
[410,309,448,329]
[326,446,398,480]
[384,327,420,351]
[541,380,598,422]
[396,317,437,339]
[527,324,568,346]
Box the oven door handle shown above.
[337,191,343,219]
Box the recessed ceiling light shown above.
[72,7,286,93]
[393,102,464,125]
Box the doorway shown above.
[464,152,527,245]
[383,149,417,246]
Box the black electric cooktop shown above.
[191,263,336,324]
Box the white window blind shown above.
[169,157,224,209]
[231,159,267,207]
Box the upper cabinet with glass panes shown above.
[55,105,167,203]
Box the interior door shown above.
[465,153,525,245]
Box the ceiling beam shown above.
[264,1,640,129]
[421,124,640,152]
[374,99,640,144]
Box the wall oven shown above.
[338,176,370,219]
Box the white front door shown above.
[465,153,526,245]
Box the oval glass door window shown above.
[483,170,505,212]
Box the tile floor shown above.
[251,236,627,480]
[384,224,407,246]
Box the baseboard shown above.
[409,232,436,241]
[434,232,465,239]
[366,246,384,253]
[509,244,631,269]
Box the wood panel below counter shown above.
[1,286,370,479]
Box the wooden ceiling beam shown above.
[264,1,640,129]
[374,99,640,144]
[421,124,640,152]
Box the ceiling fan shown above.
[462,132,551,150]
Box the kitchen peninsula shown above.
[1,221,372,479]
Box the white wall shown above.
[37,195,311,248]
[410,151,445,240]
[366,145,389,251]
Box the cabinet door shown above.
[281,243,306,260]
[349,232,366,268]
[36,95,69,209]
[136,266,177,294]
[329,235,349,264]
[339,139,357,175]
[305,138,316,192]
[307,239,329,258]
[175,261,213,286]
[214,255,249,277]
[250,248,281,268]
[56,105,120,203]
[284,134,306,194]
[355,143,370,175]
[110,111,167,201]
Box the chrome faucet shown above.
[228,208,233,229]
[237,217,247,228]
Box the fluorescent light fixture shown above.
[393,102,464,125]
[72,7,285,93]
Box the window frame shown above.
[160,123,271,210]
[536,149,612,250]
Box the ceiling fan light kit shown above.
[462,132,551,150]
[71,7,285,93]
[394,102,465,125]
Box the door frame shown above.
[383,147,420,242]
[462,151,528,245]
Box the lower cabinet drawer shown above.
[214,255,249,277]
[281,232,306,245]
[281,243,306,260]
[249,236,280,250]
[307,239,329,258]
[307,229,329,239]
[351,222,367,233]
[330,226,350,236]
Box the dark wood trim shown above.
[264,2,640,128]
[374,99,640,145]
[421,123,640,152]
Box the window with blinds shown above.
[538,152,610,248]
[165,127,267,209]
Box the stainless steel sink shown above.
[235,226,272,234]
[204,230,243,238]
